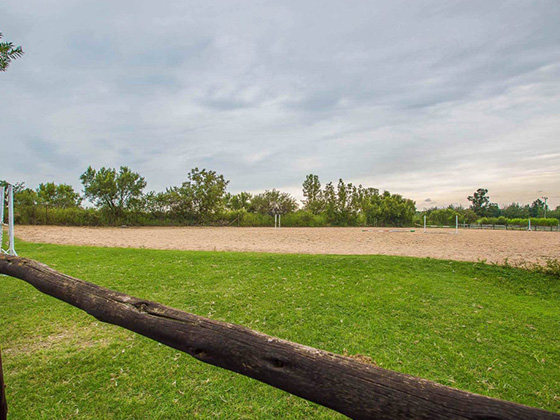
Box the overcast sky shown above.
[1,0,559,209]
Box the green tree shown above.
[251,189,297,215]
[36,182,56,223]
[467,188,491,216]
[224,192,253,226]
[501,202,529,219]
[0,180,25,195]
[302,174,323,214]
[80,166,146,222]
[321,179,361,226]
[530,198,546,218]
[323,182,336,222]
[0,32,24,71]
[53,184,82,208]
[168,168,229,224]
[365,191,416,226]
[227,192,252,212]
[37,182,82,224]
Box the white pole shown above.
[455,215,458,235]
[528,218,531,232]
[274,214,277,228]
[0,186,5,252]
[7,184,16,255]
[279,214,281,229]
[423,215,426,233]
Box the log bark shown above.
[0,348,7,420]
[0,255,558,420]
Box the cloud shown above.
[1,0,559,207]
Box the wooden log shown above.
[0,348,7,420]
[0,255,558,420]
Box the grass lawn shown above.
[1,240,559,419]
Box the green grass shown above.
[1,241,559,419]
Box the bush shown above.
[427,209,459,226]
[506,218,558,227]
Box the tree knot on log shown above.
[271,359,284,369]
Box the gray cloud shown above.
[1,0,559,207]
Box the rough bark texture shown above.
[0,348,7,420]
[1,255,558,420]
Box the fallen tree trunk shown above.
[0,255,558,420]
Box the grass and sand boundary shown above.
[13,225,560,265]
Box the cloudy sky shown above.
[1,0,559,209]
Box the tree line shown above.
[421,188,560,227]
[1,168,416,227]
[4,173,558,228]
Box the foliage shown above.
[501,202,529,219]
[251,189,298,215]
[10,171,559,228]
[425,208,460,225]
[365,191,415,227]
[467,188,491,216]
[165,168,229,224]
[302,174,323,215]
[80,166,147,223]
[0,32,24,71]
[477,217,558,227]
[224,192,252,212]
[530,199,548,218]
[36,182,82,223]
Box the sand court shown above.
[13,225,560,265]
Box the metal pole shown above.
[528,218,531,232]
[455,215,458,235]
[279,214,281,229]
[7,185,16,256]
[274,214,277,229]
[423,215,426,233]
[0,186,4,253]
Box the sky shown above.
[1,0,559,209]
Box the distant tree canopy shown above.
[166,168,229,223]
[37,182,81,223]
[13,171,558,228]
[467,188,491,216]
[0,32,24,72]
[302,174,323,215]
[251,189,298,215]
[37,183,81,209]
[80,166,147,221]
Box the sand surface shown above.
[13,225,560,265]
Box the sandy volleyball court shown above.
[13,225,560,265]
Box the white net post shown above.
[7,185,16,256]
[455,215,458,235]
[528,218,531,231]
[0,186,4,252]
[423,215,426,233]
[279,214,281,229]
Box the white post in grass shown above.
[423,215,426,233]
[0,186,4,252]
[7,185,16,256]
[455,215,458,235]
